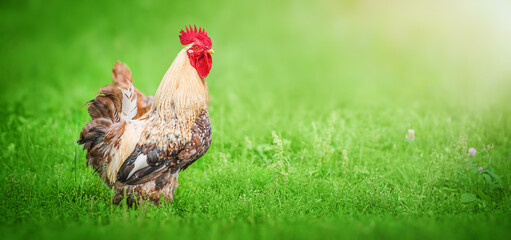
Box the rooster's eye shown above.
[194,46,200,50]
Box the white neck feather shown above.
[152,46,209,117]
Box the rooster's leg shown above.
[112,171,179,206]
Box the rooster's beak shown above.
[207,49,215,54]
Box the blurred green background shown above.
[1,0,510,239]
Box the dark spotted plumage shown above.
[179,111,212,170]
[117,111,211,184]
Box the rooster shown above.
[78,25,214,205]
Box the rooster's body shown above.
[78,26,214,205]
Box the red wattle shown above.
[189,53,212,79]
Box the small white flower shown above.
[478,167,483,172]
[406,129,415,140]
[468,147,477,157]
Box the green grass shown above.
[1,0,511,239]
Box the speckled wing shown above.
[177,111,212,171]
[117,111,212,185]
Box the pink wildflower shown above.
[468,147,477,157]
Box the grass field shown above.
[1,0,511,239]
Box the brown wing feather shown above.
[177,110,212,170]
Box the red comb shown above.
[179,25,212,48]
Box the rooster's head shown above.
[179,25,214,79]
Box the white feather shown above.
[118,82,137,121]
[127,154,149,179]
